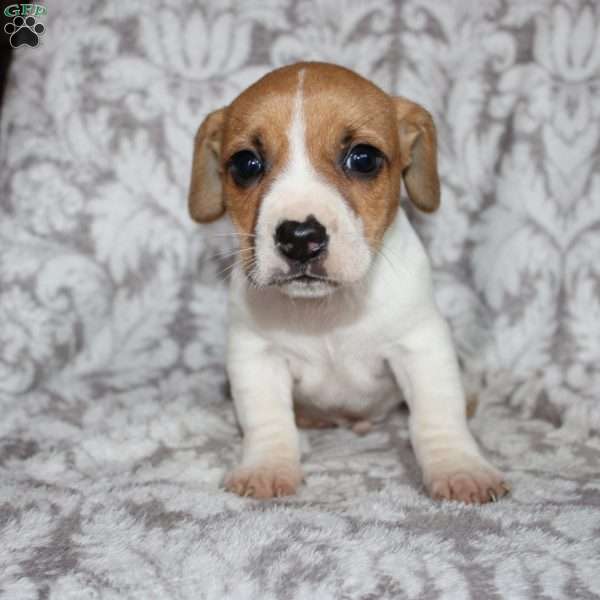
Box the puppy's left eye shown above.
[344,144,383,177]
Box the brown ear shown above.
[188,108,226,222]
[394,97,440,212]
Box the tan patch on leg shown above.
[294,404,337,430]
[224,462,303,499]
[351,420,373,435]
[293,405,373,434]
[466,393,478,419]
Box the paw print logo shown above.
[4,15,45,48]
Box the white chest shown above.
[277,331,400,422]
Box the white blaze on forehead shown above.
[287,68,312,182]
[273,67,337,221]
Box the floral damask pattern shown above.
[1,1,599,598]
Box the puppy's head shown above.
[189,62,439,298]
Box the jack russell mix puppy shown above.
[188,62,509,504]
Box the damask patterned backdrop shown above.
[1,1,599,598]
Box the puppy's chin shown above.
[277,279,339,299]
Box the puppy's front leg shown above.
[224,343,302,499]
[389,314,509,504]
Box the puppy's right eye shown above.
[228,150,264,187]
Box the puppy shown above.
[188,62,509,503]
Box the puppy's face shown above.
[189,63,439,298]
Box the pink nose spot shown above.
[307,241,322,254]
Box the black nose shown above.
[275,216,328,263]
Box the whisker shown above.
[203,232,257,239]
[213,245,254,256]
[211,248,254,264]
[216,257,247,280]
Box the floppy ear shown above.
[188,107,226,222]
[394,97,440,212]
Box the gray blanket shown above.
[1,1,599,598]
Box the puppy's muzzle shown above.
[275,216,328,265]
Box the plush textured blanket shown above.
[1,1,599,598]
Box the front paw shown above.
[425,458,510,504]
[224,462,303,499]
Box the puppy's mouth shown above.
[273,273,338,286]
[269,268,340,298]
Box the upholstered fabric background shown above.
[1,1,599,598]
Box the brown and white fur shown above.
[188,62,509,503]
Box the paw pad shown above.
[4,15,45,48]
